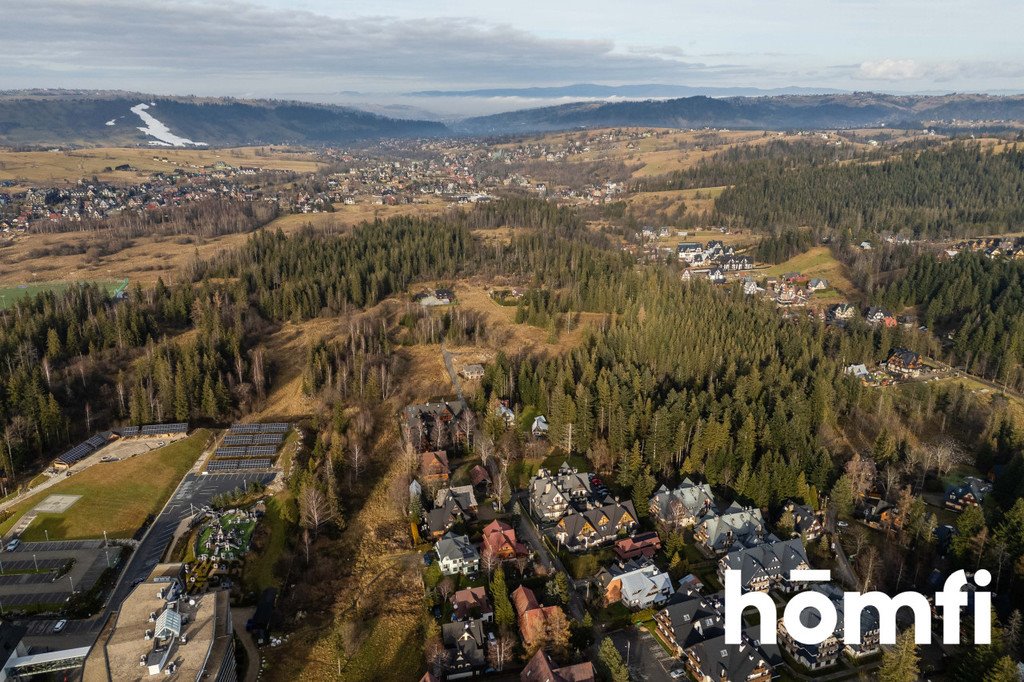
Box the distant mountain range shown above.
[0,90,447,147]
[408,83,844,99]
[3,90,1024,147]
[457,92,1024,134]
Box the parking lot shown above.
[17,470,276,650]
[609,628,682,682]
[0,539,120,612]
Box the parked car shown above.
[5,538,20,552]
[52,619,67,633]
[670,669,687,679]
[837,521,849,528]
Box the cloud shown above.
[857,59,924,80]
[0,0,739,94]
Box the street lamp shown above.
[67,575,74,593]
[32,554,37,571]
[44,529,48,542]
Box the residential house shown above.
[441,619,487,679]
[781,501,824,540]
[469,465,492,497]
[532,415,550,438]
[597,559,674,609]
[521,649,595,682]
[650,480,716,529]
[405,399,471,453]
[529,463,593,522]
[451,587,493,622]
[425,499,460,539]
[435,486,479,517]
[844,364,870,380]
[778,582,880,669]
[460,364,485,380]
[655,593,725,656]
[481,520,529,561]
[717,538,810,593]
[436,533,481,576]
[807,278,829,292]
[828,303,857,322]
[677,242,704,263]
[865,307,897,328]
[419,450,451,483]
[511,586,566,650]
[742,278,763,296]
[945,476,992,512]
[694,503,767,555]
[552,498,638,552]
[416,288,456,307]
[883,348,922,377]
[684,634,772,682]
[613,531,662,561]
[860,498,899,530]
[721,256,753,272]
[708,268,726,284]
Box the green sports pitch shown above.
[0,279,129,309]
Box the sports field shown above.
[0,429,212,541]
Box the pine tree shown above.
[491,567,515,632]
[879,627,919,682]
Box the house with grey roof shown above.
[684,634,772,682]
[945,476,992,512]
[694,502,767,556]
[441,619,487,679]
[649,479,717,529]
[552,498,638,552]
[436,533,480,576]
[404,399,471,453]
[528,463,592,522]
[597,559,673,610]
[778,582,880,669]
[655,593,725,656]
[717,538,809,593]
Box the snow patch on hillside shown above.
[129,103,207,147]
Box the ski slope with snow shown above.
[129,103,207,147]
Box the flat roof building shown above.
[84,563,236,682]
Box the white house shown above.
[436,533,480,575]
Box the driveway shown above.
[609,627,680,682]
[512,493,585,620]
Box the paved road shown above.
[512,493,585,621]
[19,470,276,651]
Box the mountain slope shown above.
[458,93,1024,134]
[0,91,448,147]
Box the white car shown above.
[5,538,20,552]
[670,669,687,679]
[52,619,67,633]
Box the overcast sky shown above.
[3,0,1023,113]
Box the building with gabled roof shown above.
[649,479,716,529]
[521,649,595,682]
[441,619,487,679]
[694,502,767,555]
[717,538,809,593]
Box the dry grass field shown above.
[0,146,323,188]
[0,198,450,288]
[764,246,857,299]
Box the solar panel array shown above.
[215,447,249,458]
[141,422,188,435]
[118,426,140,437]
[254,433,285,445]
[228,422,289,434]
[222,434,254,446]
[207,458,274,472]
[56,441,94,466]
[214,445,280,459]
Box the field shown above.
[0,199,450,288]
[0,429,212,540]
[0,146,323,188]
[0,279,127,309]
[763,247,857,300]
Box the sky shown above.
[3,0,1023,117]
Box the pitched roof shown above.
[719,538,809,589]
[451,587,492,621]
[436,533,479,564]
[687,634,771,682]
[521,649,596,682]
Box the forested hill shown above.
[0,91,448,147]
[458,92,1024,134]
